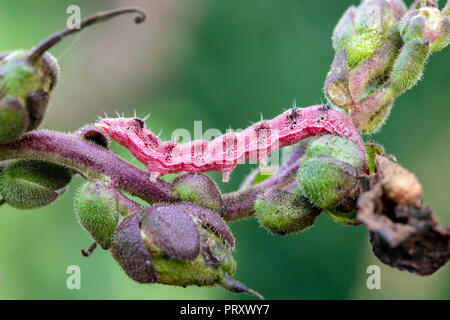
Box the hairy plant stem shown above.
[222,147,305,220]
[0,131,175,203]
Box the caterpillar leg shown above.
[221,170,232,183]
[258,157,268,169]
[148,171,162,183]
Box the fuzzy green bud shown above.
[399,7,450,52]
[298,157,359,211]
[391,39,430,93]
[332,0,406,67]
[326,1,407,134]
[110,204,261,298]
[0,51,58,131]
[306,135,365,172]
[171,173,224,213]
[0,97,29,144]
[75,179,121,249]
[254,189,321,235]
[0,159,72,209]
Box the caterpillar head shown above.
[96,117,145,144]
[96,116,161,152]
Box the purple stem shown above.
[221,147,305,221]
[0,131,175,203]
[284,180,299,192]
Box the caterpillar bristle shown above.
[142,113,151,122]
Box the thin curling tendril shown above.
[28,7,146,63]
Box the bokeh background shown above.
[0,0,448,299]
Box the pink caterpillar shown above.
[95,105,366,182]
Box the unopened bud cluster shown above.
[74,171,262,298]
[325,0,449,133]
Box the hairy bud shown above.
[0,159,72,209]
[325,0,450,134]
[171,173,224,213]
[110,203,262,298]
[0,97,29,144]
[399,7,450,52]
[332,0,406,67]
[75,179,122,249]
[298,157,359,211]
[305,135,366,172]
[326,1,409,133]
[391,39,430,93]
[0,50,58,133]
[254,189,321,235]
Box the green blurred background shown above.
[0,0,448,299]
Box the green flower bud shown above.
[326,1,407,135]
[254,189,321,235]
[0,97,29,144]
[75,179,121,249]
[400,10,427,43]
[391,39,430,93]
[0,51,58,131]
[0,159,72,209]
[305,135,365,172]
[171,173,224,213]
[399,7,449,52]
[332,0,406,67]
[298,157,359,211]
[111,204,262,298]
